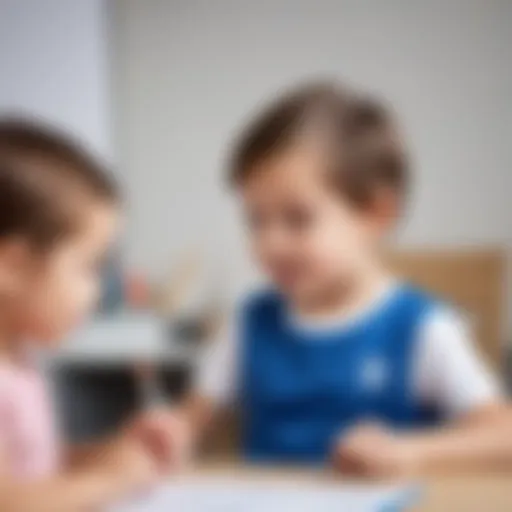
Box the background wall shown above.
[0,0,111,159]
[1,0,510,332]
[112,0,512,300]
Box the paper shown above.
[114,477,418,512]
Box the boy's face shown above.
[19,202,119,346]
[239,144,388,305]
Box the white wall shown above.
[0,0,510,334]
[0,0,111,158]
[113,0,511,296]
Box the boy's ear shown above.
[368,186,400,232]
[0,238,35,294]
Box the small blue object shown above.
[99,253,125,314]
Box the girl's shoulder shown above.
[0,359,47,403]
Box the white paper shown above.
[113,477,418,512]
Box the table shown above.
[415,474,512,512]
[55,314,197,366]
[191,462,512,512]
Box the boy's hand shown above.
[333,423,423,479]
[125,407,194,473]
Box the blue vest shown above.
[239,284,441,464]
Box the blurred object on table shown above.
[157,248,203,318]
[98,250,125,314]
[157,248,227,347]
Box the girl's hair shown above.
[0,117,119,248]
[229,82,408,208]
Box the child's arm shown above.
[64,437,119,469]
[126,392,218,470]
[335,403,511,478]
[127,318,237,468]
[403,403,512,473]
[335,310,509,478]
[0,437,157,511]
[64,432,162,469]
[0,471,129,512]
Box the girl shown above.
[136,82,510,477]
[0,120,159,510]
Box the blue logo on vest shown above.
[360,357,388,393]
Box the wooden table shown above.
[415,474,512,512]
[192,462,512,512]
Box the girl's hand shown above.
[125,407,194,473]
[97,437,160,494]
[332,423,423,479]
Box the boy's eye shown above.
[245,206,315,232]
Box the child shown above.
[134,82,510,477]
[0,119,159,510]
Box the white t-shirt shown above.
[195,283,500,419]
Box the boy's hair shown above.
[0,117,119,248]
[229,82,408,208]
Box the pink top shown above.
[0,359,61,480]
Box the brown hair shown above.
[0,117,119,248]
[229,82,408,209]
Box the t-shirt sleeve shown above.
[413,307,502,419]
[193,312,239,406]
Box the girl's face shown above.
[2,202,119,348]
[240,144,385,305]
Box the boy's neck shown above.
[293,261,393,321]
